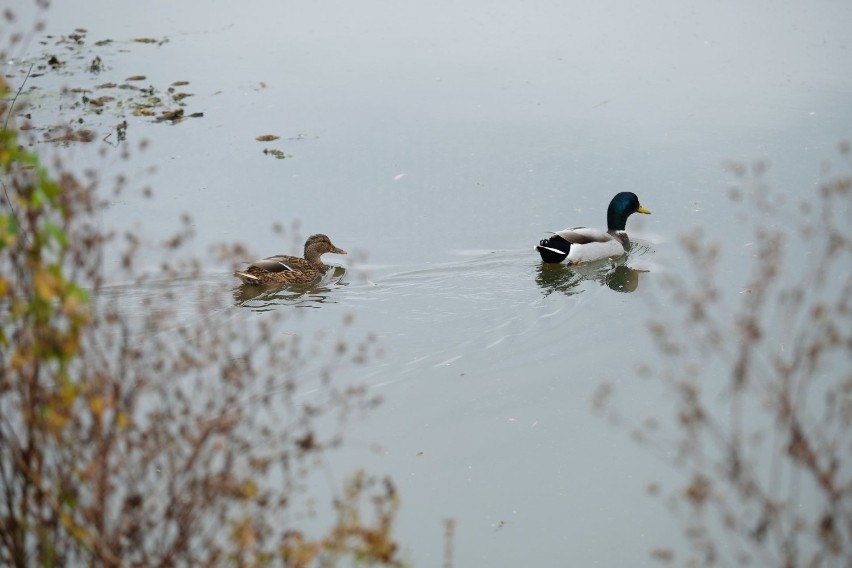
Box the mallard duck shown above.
[234,234,347,285]
[536,192,651,264]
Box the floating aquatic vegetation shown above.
[110,120,128,143]
[263,148,291,160]
[156,108,183,122]
[88,55,103,73]
[84,95,115,111]
[42,126,97,144]
[8,28,203,142]
[133,37,162,44]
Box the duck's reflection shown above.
[536,261,646,296]
[602,264,643,293]
[233,266,346,310]
[535,263,584,296]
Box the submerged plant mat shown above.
[7,28,203,144]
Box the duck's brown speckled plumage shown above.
[234,234,347,285]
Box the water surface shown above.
[6,0,852,564]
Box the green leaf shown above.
[44,221,68,248]
[0,214,19,249]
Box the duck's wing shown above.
[249,255,304,273]
[234,270,261,284]
[551,227,615,244]
[537,227,621,264]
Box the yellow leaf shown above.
[116,412,129,430]
[46,408,70,431]
[62,293,83,316]
[60,382,77,407]
[34,269,56,300]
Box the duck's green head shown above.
[607,192,651,231]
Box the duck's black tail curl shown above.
[536,234,571,263]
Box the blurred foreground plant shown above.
[595,150,852,566]
[1,73,403,567]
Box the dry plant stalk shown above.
[1,68,404,567]
[595,150,852,566]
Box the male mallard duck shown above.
[536,192,651,264]
[234,234,347,285]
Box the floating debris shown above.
[263,148,291,160]
[152,109,203,123]
[86,95,115,108]
[103,120,128,146]
[155,108,184,122]
[44,127,97,144]
[21,29,203,143]
[89,56,103,73]
[255,134,279,142]
[101,122,128,146]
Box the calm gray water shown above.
[7,0,852,565]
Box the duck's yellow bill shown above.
[637,205,652,214]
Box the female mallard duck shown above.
[536,192,651,264]
[234,234,347,285]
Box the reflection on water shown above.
[535,244,650,296]
[534,263,585,296]
[233,266,347,311]
[603,264,645,293]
